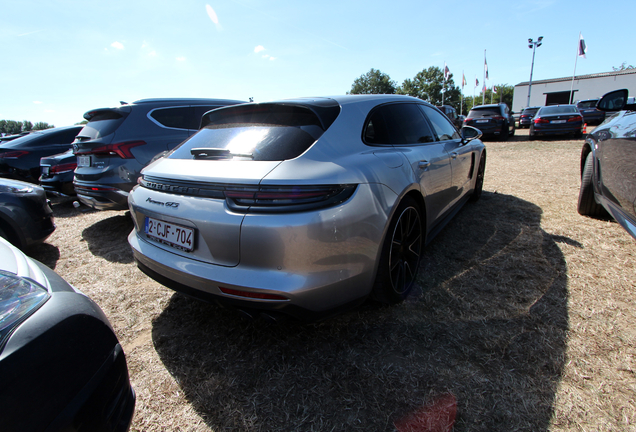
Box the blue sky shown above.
[2,0,635,127]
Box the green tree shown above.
[612,62,635,71]
[33,122,54,130]
[397,66,461,109]
[22,120,33,132]
[3,120,22,134]
[348,68,397,94]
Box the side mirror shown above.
[461,125,482,143]
[597,89,628,112]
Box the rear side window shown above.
[170,104,335,161]
[42,128,80,145]
[364,103,435,145]
[149,107,192,129]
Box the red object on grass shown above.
[394,393,457,432]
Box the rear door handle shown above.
[451,152,458,159]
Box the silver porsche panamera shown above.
[127,95,486,321]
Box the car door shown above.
[599,110,636,221]
[420,105,473,207]
[365,103,452,228]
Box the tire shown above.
[371,197,423,304]
[470,153,486,202]
[577,152,607,217]
[509,123,515,137]
[500,122,509,141]
[529,126,536,141]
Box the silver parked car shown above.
[128,95,486,321]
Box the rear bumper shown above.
[74,182,130,210]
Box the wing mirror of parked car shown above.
[597,89,629,112]
[461,125,483,143]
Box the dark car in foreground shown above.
[0,126,82,184]
[73,98,245,211]
[40,148,77,197]
[529,105,583,140]
[128,95,486,322]
[0,237,136,431]
[463,103,515,139]
[518,106,540,128]
[578,88,636,240]
[576,98,605,125]
[0,178,55,250]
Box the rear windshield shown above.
[467,107,500,118]
[522,108,539,115]
[76,108,129,140]
[539,106,578,115]
[170,104,339,161]
[577,100,598,109]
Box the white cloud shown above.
[269,57,276,61]
[176,57,186,62]
[205,5,219,24]
[111,41,125,50]
[148,50,157,57]
[254,45,265,53]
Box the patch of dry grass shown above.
[27,129,636,431]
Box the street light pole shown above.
[526,36,543,108]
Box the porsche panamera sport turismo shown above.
[127,95,486,321]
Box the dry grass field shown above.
[28,128,636,431]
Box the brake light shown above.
[49,162,77,174]
[534,117,550,124]
[223,184,356,212]
[75,140,146,159]
[219,287,288,300]
[0,151,29,159]
[492,116,505,120]
[568,115,583,122]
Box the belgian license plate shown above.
[42,166,50,176]
[77,156,91,167]
[145,217,195,252]
[551,120,566,124]
[476,119,489,123]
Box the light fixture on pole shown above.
[526,36,543,108]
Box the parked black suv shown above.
[463,103,515,140]
[576,99,605,125]
[436,105,463,129]
[73,98,245,210]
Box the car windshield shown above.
[522,108,539,115]
[539,106,578,115]
[577,100,598,109]
[170,104,339,161]
[467,107,500,118]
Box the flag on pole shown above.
[482,84,487,94]
[578,33,587,58]
[493,86,497,94]
[462,73,466,88]
[444,63,450,81]
[485,57,489,80]
[475,78,479,87]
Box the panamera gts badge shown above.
[146,197,179,208]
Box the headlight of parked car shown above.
[0,270,50,349]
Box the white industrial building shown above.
[512,69,636,113]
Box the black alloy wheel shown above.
[372,197,423,304]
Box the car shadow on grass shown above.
[81,213,134,264]
[151,191,568,432]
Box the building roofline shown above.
[515,69,636,87]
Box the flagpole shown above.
[569,33,581,104]
[483,50,486,105]
[460,70,464,115]
[442,61,446,106]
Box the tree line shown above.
[0,119,54,136]
[348,67,514,116]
